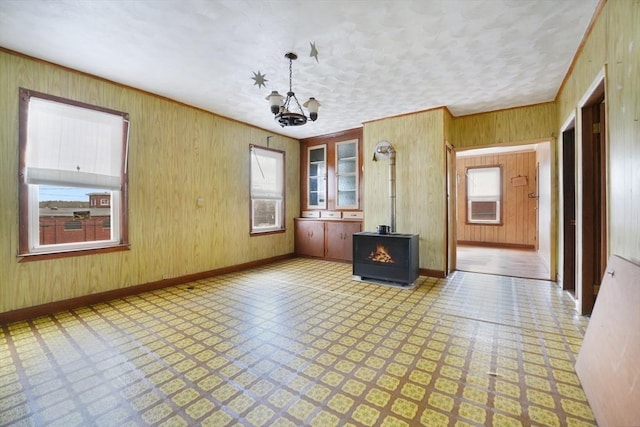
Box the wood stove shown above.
[352,232,419,286]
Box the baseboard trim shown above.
[457,241,535,250]
[0,253,295,325]
[420,268,446,278]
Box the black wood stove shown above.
[352,232,419,286]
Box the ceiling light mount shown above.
[265,52,320,127]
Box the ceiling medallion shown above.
[265,52,320,127]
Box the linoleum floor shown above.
[0,258,594,426]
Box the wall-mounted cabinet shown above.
[307,144,327,209]
[335,140,359,208]
[300,128,363,212]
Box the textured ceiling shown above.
[0,0,599,139]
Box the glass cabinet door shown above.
[335,140,358,208]
[307,145,326,209]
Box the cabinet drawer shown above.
[320,211,341,219]
[342,211,364,219]
[301,210,320,218]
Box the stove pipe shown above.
[374,141,396,233]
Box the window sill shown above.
[18,244,130,262]
[250,229,286,237]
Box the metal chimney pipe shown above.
[374,141,396,233]
[388,147,396,233]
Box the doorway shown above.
[455,142,552,280]
[561,125,576,295]
[577,79,607,314]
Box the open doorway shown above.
[455,142,552,280]
[560,122,576,295]
[575,76,607,314]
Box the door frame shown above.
[559,116,577,295]
[453,140,553,280]
[574,66,608,315]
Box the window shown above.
[250,145,285,234]
[18,88,129,257]
[64,221,82,230]
[466,166,502,224]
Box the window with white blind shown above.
[18,88,130,257]
[250,145,285,234]
[466,166,502,224]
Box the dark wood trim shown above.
[299,127,362,146]
[419,268,447,279]
[18,244,130,263]
[580,94,605,315]
[250,229,287,237]
[299,128,363,213]
[17,87,131,257]
[457,241,535,250]
[249,144,286,234]
[1,253,296,325]
[18,88,30,255]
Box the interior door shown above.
[580,92,606,314]
[562,128,576,294]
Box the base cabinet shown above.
[294,220,325,258]
[294,219,362,262]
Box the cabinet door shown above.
[335,140,359,208]
[307,145,327,209]
[325,221,362,261]
[295,220,325,257]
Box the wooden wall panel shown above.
[604,0,640,266]
[456,151,537,247]
[557,0,640,266]
[0,50,299,314]
[363,109,447,272]
[452,102,556,149]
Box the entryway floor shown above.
[456,245,551,281]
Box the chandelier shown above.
[265,52,320,127]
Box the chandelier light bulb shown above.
[303,97,320,121]
[265,91,284,115]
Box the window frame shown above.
[465,165,503,225]
[18,88,130,260]
[249,144,285,235]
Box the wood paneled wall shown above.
[0,50,299,314]
[363,109,447,273]
[452,102,557,149]
[556,0,640,267]
[456,151,537,247]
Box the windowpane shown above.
[19,88,129,256]
[335,140,358,208]
[250,145,284,233]
[38,185,113,246]
[466,166,502,224]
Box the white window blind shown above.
[251,146,283,200]
[250,145,284,233]
[467,167,501,198]
[25,97,125,190]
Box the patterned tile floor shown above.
[0,258,596,426]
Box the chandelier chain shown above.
[287,56,304,113]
